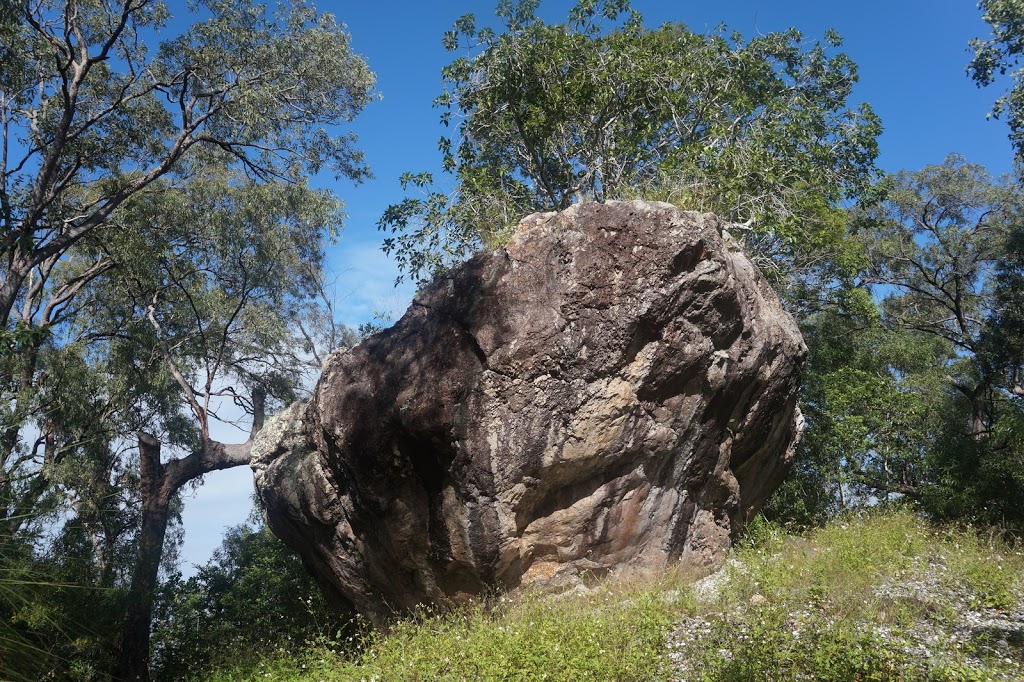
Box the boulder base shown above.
[252,200,806,621]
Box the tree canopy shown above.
[0,0,373,329]
[380,0,880,283]
[971,0,1024,162]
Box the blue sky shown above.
[177,0,1016,572]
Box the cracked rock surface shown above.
[252,200,807,621]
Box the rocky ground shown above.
[667,548,1024,681]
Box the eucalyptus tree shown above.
[0,1,375,678]
[52,166,347,681]
[0,165,356,681]
[379,0,880,283]
[0,0,374,522]
[0,0,371,325]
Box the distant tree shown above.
[779,156,1024,530]
[861,156,1021,441]
[151,519,341,681]
[765,288,951,529]
[380,0,880,284]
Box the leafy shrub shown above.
[152,523,343,681]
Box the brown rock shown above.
[252,200,807,622]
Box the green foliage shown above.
[0,0,373,554]
[75,165,344,440]
[970,0,1024,162]
[380,0,880,283]
[988,220,1024,385]
[690,609,925,681]
[763,288,943,528]
[734,510,932,605]
[151,521,342,681]
[858,156,1024,528]
[0,526,129,681]
[0,0,376,515]
[154,0,374,181]
[767,155,1024,532]
[0,535,62,682]
[0,166,346,680]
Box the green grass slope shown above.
[205,509,1023,682]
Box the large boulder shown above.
[252,200,807,621]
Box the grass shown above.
[203,508,1024,682]
[675,509,1024,681]
[208,583,680,682]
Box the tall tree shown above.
[0,1,375,679]
[101,171,339,681]
[380,0,880,284]
[0,169,360,680]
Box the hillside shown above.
[203,509,1023,681]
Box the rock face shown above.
[252,200,807,621]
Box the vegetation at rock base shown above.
[182,510,1024,681]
